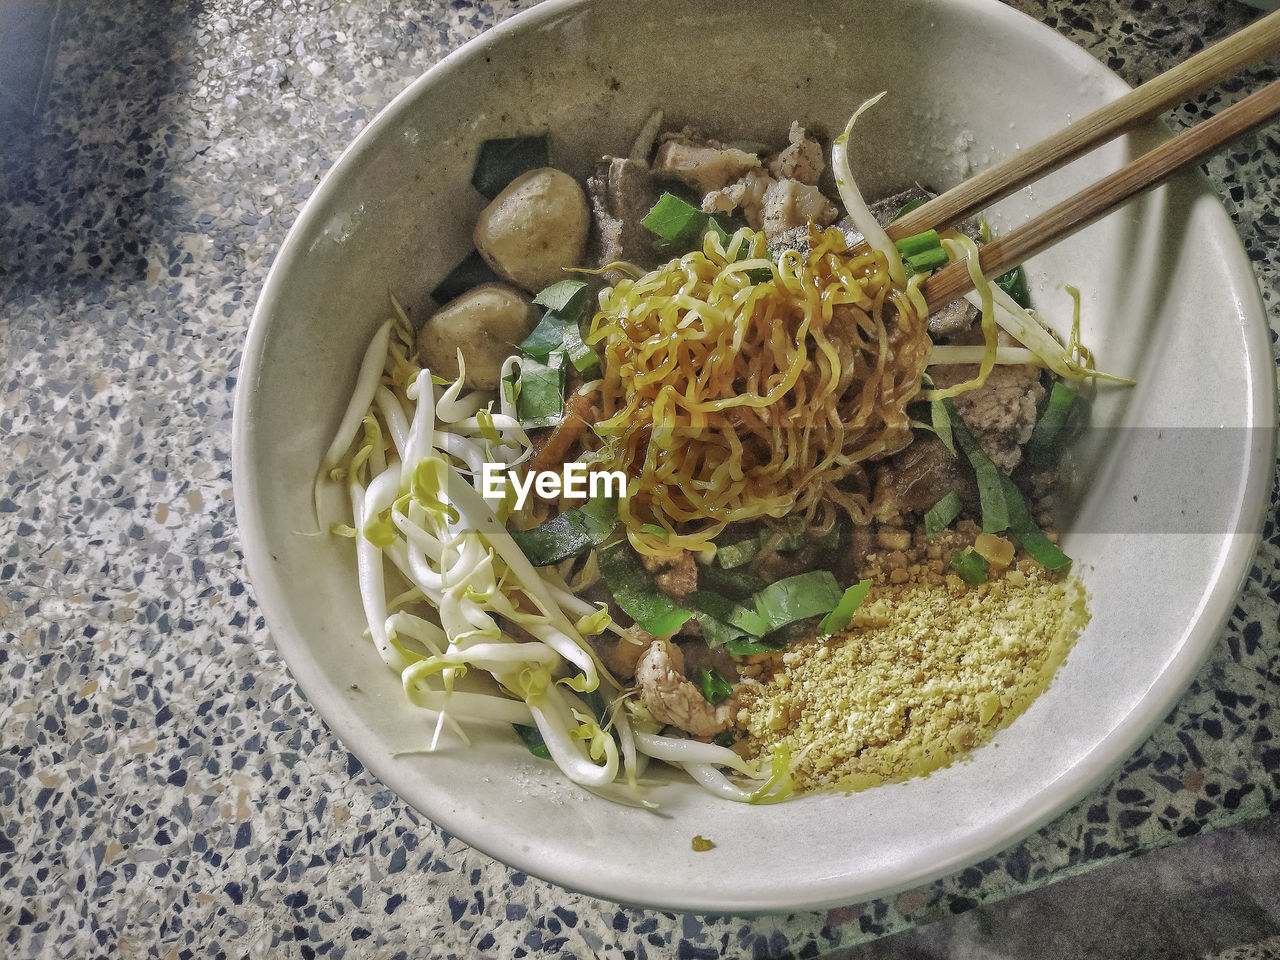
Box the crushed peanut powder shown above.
[734,524,1089,793]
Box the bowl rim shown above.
[233,0,1277,913]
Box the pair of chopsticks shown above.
[895,8,1280,315]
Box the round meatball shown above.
[416,283,539,390]
[473,167,590,293]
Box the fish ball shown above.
[417,283,539,390]
[473,167,590,292]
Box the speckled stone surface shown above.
[1,1,1277,957]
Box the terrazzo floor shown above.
[3,0,1279,957]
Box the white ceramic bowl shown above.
[233,0,1275,912]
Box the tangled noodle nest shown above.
[584,225,932,558]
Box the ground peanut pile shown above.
[734,529,1089,793]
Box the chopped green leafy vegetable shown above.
[694,667,734,705]
[998,474,1072,570]
[924,489,963,539]
[950,548,989,584]
[694,563,767,601]
[994,264,1031,308]
[642,192,729,255]
[938,399,1072,570]
[513,722,551,759]
[715,535,761,570]
[509,496,618,566]
[532,279,590,323]
[471,133,553,200]
[514,353,566,428]
[753,571,845,634]
[891,197,927,221]
[1026,380,1078,467]
[943,399,1010,535]
[818,579,871,637]
[598,541,692,637]
[431,249,502,305]
[520,281,599,375]
[683,590,771,638]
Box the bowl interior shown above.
[233,0,1274,912]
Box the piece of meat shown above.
[586,157,661,276]
[702,167,771,229]
[931,363,1046,473]
[869,433,977,524]
[760,179,838,238]
[640,549,697,601]
[928,298,980,338]
[634,639,734,738]
[766,122,825,185]
[652,128,762,194]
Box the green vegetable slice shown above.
[924,490,964,539]
[597,541,692,638]
[994,264,1031,308]
[1025,380,1078,467]
[943,399,1010,535]
[683,590,771,638]
[532,279,590,323]
[694,563,767,601]
[999,474,1072,570]
[894,229,943,258]
[509,496,618,566]
[471,133,553,200]
[818,579,871,637]
[513,722,552,759]
[642,192,730,254]
[753,571,845,634]
[514,353,566,428]
[694,667,734,705]
[891,197,927,221]
[431,249,502,304]
[950,548,989,584]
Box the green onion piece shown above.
[998,474,1072,570]
[513,722,552,759]
[471,133,553,200]
[818,579,871,637]
[1025,380,1078,467]
[431,249,502,305]
[994,264,1031,308]
[943,399,1010,534]
[950,548,989,584]
[753,571,845,634]
[894,229,943,258]
[532,279,590,324]
[514,353,566,428]
[639,523,669,541]
[642,192,729,255]
[598,542,692,637]
[904,247,949,274]
[924,490,964,540]
[694,667,734,705]
[509,496,618,566]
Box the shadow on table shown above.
[1,0,191,303]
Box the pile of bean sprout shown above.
[319,307,789,804]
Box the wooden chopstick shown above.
[888,7,1280,244]
[918,77,1280,314]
